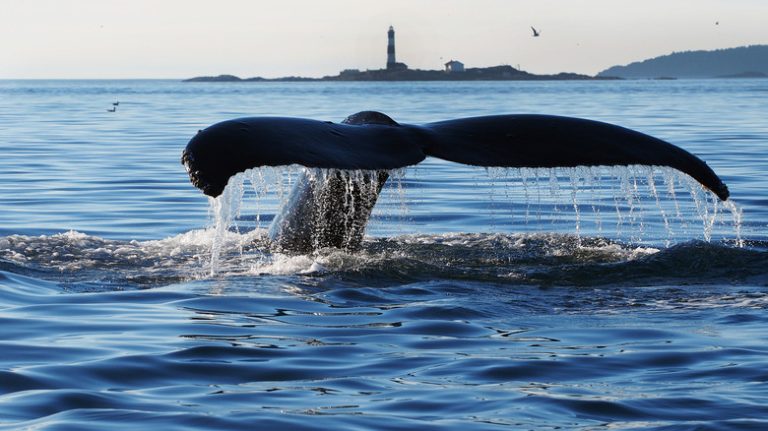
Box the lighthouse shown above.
[386,26,408,71]
[386,26,396,69]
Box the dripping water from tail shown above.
[205,165,743,275]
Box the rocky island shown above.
[184,65,613,83]
[185,26,615,83]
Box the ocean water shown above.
[0,79,767,430]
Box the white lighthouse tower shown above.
[386,26,396,69]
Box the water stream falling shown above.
[206,165,743,275]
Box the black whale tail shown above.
[182,112,729,252]
[182,111,728,201]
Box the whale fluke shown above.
[183,112,728,201]
[182,112,729,252]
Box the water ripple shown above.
[2,79,768,430]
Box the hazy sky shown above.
[2,0,766,78]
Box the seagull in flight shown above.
[531,26,541,37]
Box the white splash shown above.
[204,164,744,274]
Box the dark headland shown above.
[597,45,768,79]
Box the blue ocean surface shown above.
[0,79,767,430]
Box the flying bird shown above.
[531,26,541,37]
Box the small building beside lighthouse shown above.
[444,60,465,73]
[386,26,408,71]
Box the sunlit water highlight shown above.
[0,79,767,430]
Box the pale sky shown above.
[1,0,766,79]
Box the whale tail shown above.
[183,112,728,201]
[182,111,729,252]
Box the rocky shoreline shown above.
[184,65,619,82]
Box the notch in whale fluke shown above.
[181,112,729,201]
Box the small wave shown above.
[239,232,768,287]
[1,230,766,291]
[0,230,220,290]
[318,233,768,287]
